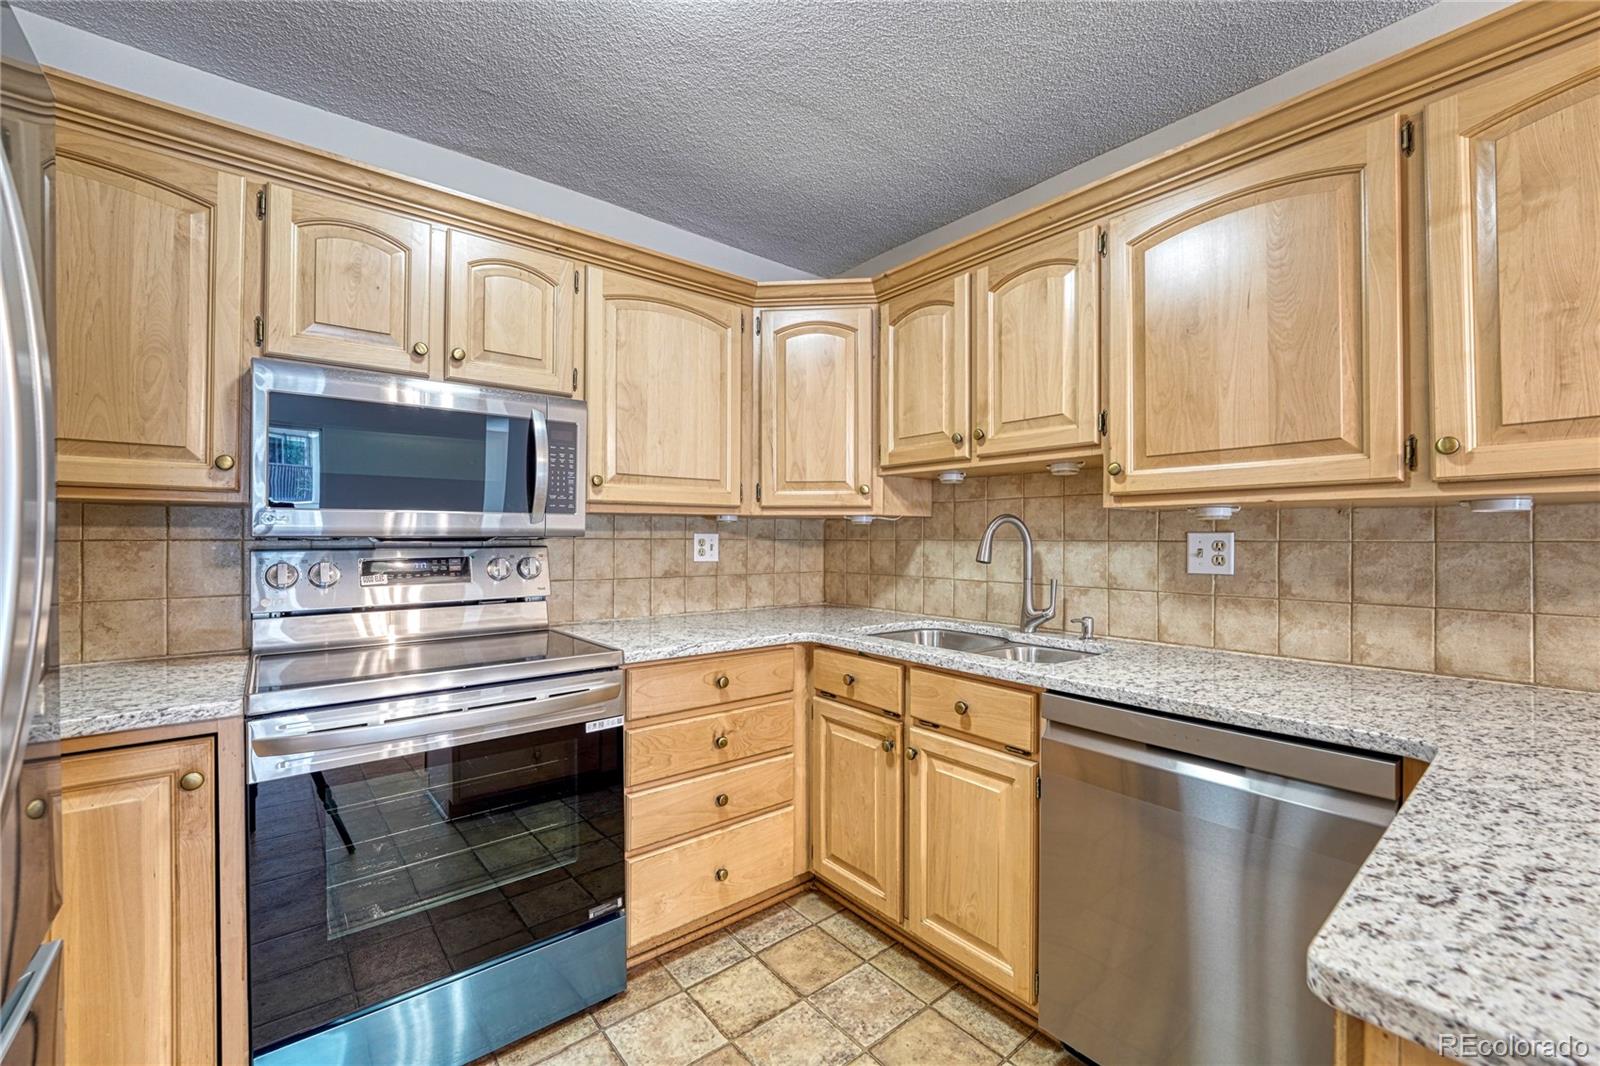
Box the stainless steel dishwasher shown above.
[1038,694,1399,1066]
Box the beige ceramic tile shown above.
[1214,597,1277,655]
[818,911,891,960]
[1022,473,1065,497]
[82,540,166,602]
[1436,505,1530,542]
[168,505,244,540]
[56,541,81,604]
[1157,509,1204,542]
[612,516,652,538]
[1156,593,1213,647]
[1107,590,1157,640]
[1351,604,1435,673]
[82,599,166,661]
[1352,542,1434,607]
[584,515,613,538]
[1060,541,1107,589]
[1278,507,1350,541]
[717,575,749,612]
[56,502,82,541]
[1056,586,1107,632]
[748,538,776,574]
[785,891,841,923]
[1008,1032,1076,1066]
[574,540,614,580]
[652,516,687,538]
[613,542,652,580]
[572,581,614,622]
[659,933,750,990]
[986,583,1023,625]
[931,986,1031,1057]
[545,538,575,581]
[894,577,922,614]
[809,964,922,1047]
[613,579,651,620]
[735,1002,858,1066]
[948,580,985,621]
[871,1008,996,1066]
[651,578,686,615]
[497,1014,597,1065]
[1533,542,1600,617]
[869,540,896,575]
[758,927,860,996]
[1061,499,1107,541]
[1278,542,1351,602]
[1278,600,1351,663]
[1436,609,1533,683]
[54,603,81,665]
[1020,497,1065,540]
[167,596,244,656]
[1214,508,1278,541]
[1534,615,1600,691]
[727,904,812,953]
[603,993,725,1066]
[868,945,955,1004]
[686,958,797,1038]
[1215,541,1277,599]
[1352,506,1433,542]
[1435,542,1531,613]
[686,576,719,613]
[1106,510,1156,541]
[652,541,689,578]
[1534,503,1600,541]
[1156,541,1212,595]
[537,1033,623,1066]
[167,540,242,598]
[691,1048,750,1066]
[547,581,574,624]
[81,503,165,540]
[590,962,679,1028]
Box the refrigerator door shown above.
[0,7,61,1066]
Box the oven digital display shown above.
[358,556,470,586]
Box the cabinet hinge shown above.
[255,188,267,219]
[1035,970,1040,999]
[253,315,264,346]
[1097,409,1108,437]
[741,312,746,334]
[1404,434,1418,471]
[755,482,762,503]
[574,272,580,293]
[1035,775,1042,800]
[755,312,762,336]
[1097,230,1108,257]
[572,366,579,390]
[1400,119,1415,157]
[1005,744,1029,757]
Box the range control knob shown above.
[308,561,341,589]
[485,556,512,581]
[264,562,300,590]
[516,555,542,580]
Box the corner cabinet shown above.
[1104,113,1408,497]
[810,695,902,922]
[1425,34,1600,483]
[880,273,971,468]
[443,229,580,395]
[585,267,745,510]
[54,131,249,495]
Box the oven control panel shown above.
[251,545,550,615]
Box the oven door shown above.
[245,671,624,1061]
[250,358,549,539]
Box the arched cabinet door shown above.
[444,230,579,394]
[1104,113,1408,497]
[1426,34,1600,482]
[263,184,441,376]
[879,272,971,468]
[585,267,744,509]
[759,307,874,509]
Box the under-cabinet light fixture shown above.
[1463,496,1533,513]
[716,514,739,523]
[1048,461,1084,476]
[1189,504,1241,519]
[938,470,966,484]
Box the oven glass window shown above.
[266,393,532,513]
[246,721,623,1053]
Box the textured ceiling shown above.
[24,0,1436,275]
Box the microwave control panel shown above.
[546,420,579,515]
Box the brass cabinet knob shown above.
[954,700,969,715]
[179,771,205,792]
[951,432,964,446]
[859,484,870,495]
[906,747,919,760]
[974,427,986,441]
[714,674,730,689]
[714,867,730,882]
[411,341,430,357]
[1435,435,1462,455]
[842,673,856,686]
[24,798,45,820]
[714,734,730,749]
[715,793,730,807]
[590,474,603,487]
[449,346,467,363]
[882,738,896,753]
[213,454,235,471]
[1107,461,1123,476]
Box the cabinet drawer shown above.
[628,753,794,852]
[626,697,793,787]
[627,648,794,721]
[812,648,902,714]
[627,806,796,948]
[907,668,1036,752]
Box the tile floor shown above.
[486,891,1074,1066]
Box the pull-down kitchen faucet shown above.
[976,514,1058,633]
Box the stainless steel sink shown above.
[872,628,1009,653]
[980,644,1095,664]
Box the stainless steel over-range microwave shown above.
[250,358,586,539]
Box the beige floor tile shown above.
[818,911,891,959]
[871,1009,997,1066]
[782,890,839,923]
[1006,1032,1075,1066]
[727,904,812,953]
[931,986,1032,1057]
[659,933,750,987]
[691,1048,750,1066]
[538,1033,623,1066]
[686,958,797,1038]
[758,927,861,995]
[869,945,955,1003]
[590,962,680,1028]
[498,1014,598,1065]
[603,994,726,1066]
[736,1002,860,1066]
[810,964,922,1046]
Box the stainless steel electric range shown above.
[244,542,625,1066]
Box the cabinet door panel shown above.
[1427,35,1600,480]
[905,727,1034,1004]
[760,307,873,508]
[586,268,743,508]
[445,230,578,394]
[52,738,217,1066]
[974,227,1100,458]
[55,135,246,493]
[1106,115,1405,495]
[264,184,440,375]
[880,274,970,467]
[810,696,902,922]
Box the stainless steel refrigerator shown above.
[0,5,61,1065]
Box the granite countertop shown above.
[40,653,250,741]
[566,606,1600,1066]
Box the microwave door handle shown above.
[251,680,621,757]
[529,408,549,518]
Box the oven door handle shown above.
[251,680,621,757]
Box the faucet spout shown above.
[975,513,1059,633]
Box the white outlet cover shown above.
[693,532,720,563]
[1186,531,1235,575]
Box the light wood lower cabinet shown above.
[51,737,218,1066]
[810,696,902,922]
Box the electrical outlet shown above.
[1186,531,1235,575]
[692,532,719,563]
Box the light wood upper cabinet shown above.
[586,267,744,509]
[263,184,442,376]
[905,725,1036,1005]
[52,737,217,1066]
[444,229,579,394]
[54,133,247,494]
[1105,114,1407,496]
[973,226,1101,458]
[810,696,902,922]
[758,306,875,508]
[1425,35,1600,482]
[880,273,971,468]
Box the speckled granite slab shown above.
[566,606,1600,1066]
[40,653,249,741]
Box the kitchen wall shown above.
[822,473,1600,692]
[56,505,827,664]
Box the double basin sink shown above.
[872,627,1098,665]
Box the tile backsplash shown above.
[822,473,1600,692]
[55,505,826,663]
